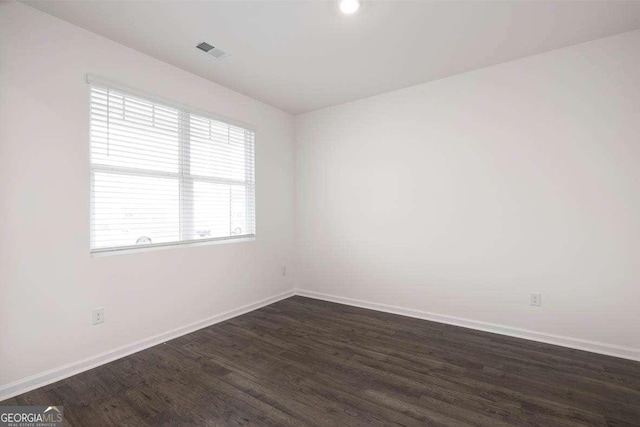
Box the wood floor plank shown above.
[2,296,639,426]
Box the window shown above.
[89,78,255,254]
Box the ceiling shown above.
[23,0,640,115]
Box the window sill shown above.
[90,235,255,258]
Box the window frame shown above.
[87,75,256,256]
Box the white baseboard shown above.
[3,287,638,401]
[295,289,640,362]
[0,290,295,402]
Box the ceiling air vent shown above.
[196,42,230,60]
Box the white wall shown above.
[295,30,640,354]
[0,2,294,389]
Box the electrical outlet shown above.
[92,308,104,325]
[530,293,541,307]
[281,266,287,276]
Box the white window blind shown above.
[89,78,255,254]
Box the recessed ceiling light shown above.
[339,0,361,15]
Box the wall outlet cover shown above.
[92,308,104,325]
[531,293,542,307]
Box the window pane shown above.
[90,88,179,173]
[189,114,247,181]
[191,182,247,239]
[230,185,247,237]
[92,172,180,248]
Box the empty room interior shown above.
[1,0,640,425]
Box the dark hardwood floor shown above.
[2,296,640,426]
